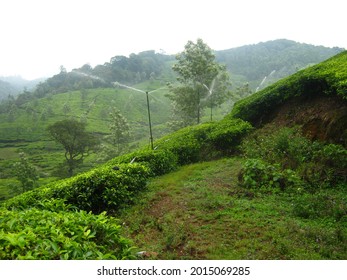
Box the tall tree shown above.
[47,119,97,176]
[168,39,231,126]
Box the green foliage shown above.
[156,118,252,165]
[108,149,178,177]
[12,152,39,193]
[118,158,347,259]
[239,159,304,192]
[155,124,210,165]
[2,41,345,261]
[230,51,347,124]
[207,118,253,151]
[215,39,343,86]
[4,163,150,214]
[168,38,231,125]
[292,190,347,220]
[108,107,131,155]
[47,119,98,176]
[0,206,133,259]
[242,126,314,169]
[4,115,251,216]
[301,143,347,188]
[33,50,173,97]
[241,126,347,189]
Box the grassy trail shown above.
[119,157,346,260]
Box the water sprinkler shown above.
[113,82,167,150]
[202,78,216,122]
[146,91,154,150]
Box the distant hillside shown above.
[22,39,343,98]
[32,51,175,98]
[0,79,17,100]
[0,76,43,100]
[215,39,344,90]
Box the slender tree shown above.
[12,152,39,193]
[168,39,231,127]
[109,107,130,155]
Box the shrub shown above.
[292,190,347,220]
[0,206,133,260]
[301,143,347,188]
[241,126,314,169]
[108,149,178,177]
[155,119,252,164]
[154,124,212,165]
[208,118,253,151]
[239,159,304,192]
[5,163,150,214]
[241,126,347,189]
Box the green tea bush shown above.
[5,163,150,213]
[208,118,253,151]
[155,119,252,164]
[154,123,213,165]
[0,206,133,260]
[108,149,178,176]
[239,159,304,192]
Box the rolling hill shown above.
[215,39,344,90]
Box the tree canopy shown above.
[168,39,231,127]
[47,119,98,176]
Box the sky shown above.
[0,0,346,80]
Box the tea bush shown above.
[4,117,252,214]
[5,163,150,213]
[155,119,252,164]
[208,118,253,151]
[154,124,211,165]
[108,149,178,177]
[0,206,133,260]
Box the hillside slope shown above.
[229,51,347,145]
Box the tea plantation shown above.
[1,52,346,259]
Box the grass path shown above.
[118,157,346,260]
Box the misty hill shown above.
[32,51,174,98]
[0,76,43,100]
[26,39,343,98]
[215,39,344,89]
[0,79,17,100]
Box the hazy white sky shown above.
[1,0,346,80]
